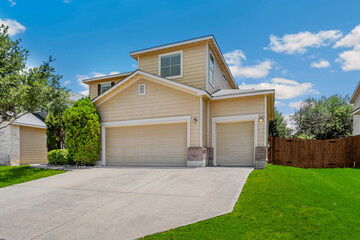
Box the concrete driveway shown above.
[0,167,253,240]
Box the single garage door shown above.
[20,126,48,164]
[105,122,187,166]
[216,121,254,166]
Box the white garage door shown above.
[216,121,254,166]
[105,123,187,166]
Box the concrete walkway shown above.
[0,167,253,240]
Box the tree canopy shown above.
[0,25,68,129]
[269,107,292,138]
[63,97,101,166]
[292,94,353,139]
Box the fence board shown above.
[268,136,360,168]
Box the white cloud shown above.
[79,90,89,96]
[224,50,273,79]
[311,59,330,68]
[333,25,360,71]
[289,101,304,109]
[9,0,16,7]
[109,71,120,75]
[64,80,70,85]
[0,18,25,36]
[267,30,342,55]
[238,78,319,99]
[63,0,72,3]
[275,101,285,107]
[284,114,296,131]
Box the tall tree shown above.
[0,25,68,129]
[269,107,292,138]
[292,95,353,139]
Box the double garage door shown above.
[105,123,187,166]
[104,121,255,167]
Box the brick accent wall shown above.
[255,146,267,169]
[187,147,213,167]
[0,125,20,166]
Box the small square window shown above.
[138,84,145,95]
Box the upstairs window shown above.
[100,82,112,94]
[209,52,215,85]
[159,51,182,78]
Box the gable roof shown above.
[82,71,134,84]
[12,113,46,129]
[92,70,210,105]
[129,35,237,89]
[350,81,360,104]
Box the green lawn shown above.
[0,165,65,188]
[144,165,360,240]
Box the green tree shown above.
[63,97,101,165]
[269,108,292,138]
[0,25,68,129]
[292,94,353,139]
[45,108,68,151]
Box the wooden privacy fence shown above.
[268,136,360,168]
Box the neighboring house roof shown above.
[129,35,237,89]
[350,81,360,104]
[82,72,134,84]
[12,113,46,129]
[211,89,275,100]
[69,92,86,103]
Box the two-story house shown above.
[350,81,360,135]
[83,35,275,168]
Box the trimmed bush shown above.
[48,149,73,165]
[63,97,101,166]
[45,111,67,151]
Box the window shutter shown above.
[111,82,115,87]
[98,84,101,95]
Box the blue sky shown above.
[1,0,360,116]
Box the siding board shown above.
[97,78,201,146]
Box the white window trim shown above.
[100,82,112,94]
[138,83,145,95]
[212,114,259,166]
[209,50,215,86]
[101,115,191,165]
[158,50,183,79]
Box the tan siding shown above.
[97,78,201,147]
[105,123,187,166]
[354,93,360,110]
[138,43,206,90]
[208,50,232,93]
[20,126,47,164]
[89,75,128,100]
[209,95,266,147]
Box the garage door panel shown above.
[216,121,254,166]
[106,123,187,166]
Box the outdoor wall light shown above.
[259,116,264,122]
[193,118,197,124]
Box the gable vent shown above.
[138,84,145,95]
